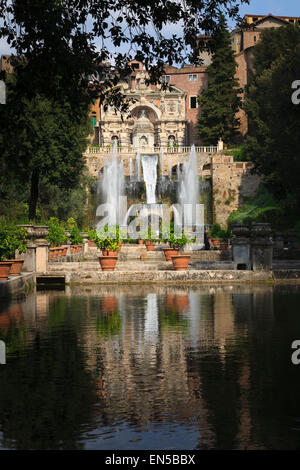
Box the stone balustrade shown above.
[85,145,218,155]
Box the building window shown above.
[190,96,197,109]
[91,112,97,127]
[162,75,170,84]
[254,35,257,43]
[189,74,198,82]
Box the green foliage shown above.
[0,66,91,220]
[218,229,231,242]
[227,185,283,227]
[0,222,27,261]
[46,217,68,248]
[67,219,83,245]
[210,223,222,239]
[93,225,120,251]
[224,144,249,162]
[244,24,300,207]
[198,14,242,145]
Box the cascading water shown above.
[178,145,199,212]
[142,154,158,204]
[98,141,125,224]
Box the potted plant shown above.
[219,229,231,250]
[162,224,188,261]
[210,223,222,248]
[95,225,120,270]
[143,226,156,251]
[0,223,27,278]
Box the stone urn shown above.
[231,224,250,238]
[171,255,191,271]
[251,223,272,240]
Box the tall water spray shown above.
[179,145,199,210]
[99,141,125,224]
[142,154,158,204]
[177,145,200,231]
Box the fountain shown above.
[97,141,125,224]
[141,154,158,204]
[97,143,206,244]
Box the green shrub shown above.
[210,223,222,239]
[46,217,68,247]
[0,222,27,261]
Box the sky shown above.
[0,0,300,56]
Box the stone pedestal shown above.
[232,239,251,270]
[16,225,49,273]
[16,243,36,272]
[251,240,273,271]
[251,223,273,271]
[231,224,251,270]
[81,232,89,257]
[35,240,49,273]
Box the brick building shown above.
[90,61,209,147]
[231,14,300,134]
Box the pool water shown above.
[1,284,300,450]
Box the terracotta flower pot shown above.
[138,239,144,245]
[212,238,220,248]
[102,250,118,257]
[6,259,24,276]
[144,240,151,245]
[146,244,155,251]
[0,261,13,280]
[171,255,190,271]
[61,247,67,256]
[88,240,96,247]
[98,256,118,271]
[163,248,179,262]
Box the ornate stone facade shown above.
[98,63,187,148]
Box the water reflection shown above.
[0,284,300,449]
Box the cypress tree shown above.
[198,14,242,145]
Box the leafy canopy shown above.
[198,14,242,145]
[243,25,300,208]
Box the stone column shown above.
[81,232,89,258]
[251,223,273,271]
[231,224,251,270]
[16,225,49,273]
[35,240,50,273]
[16,241,37,272]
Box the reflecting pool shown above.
[1,284,300,450]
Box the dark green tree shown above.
[244,25,300,209]
[0,69,91,219]
[198,15,242,145]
